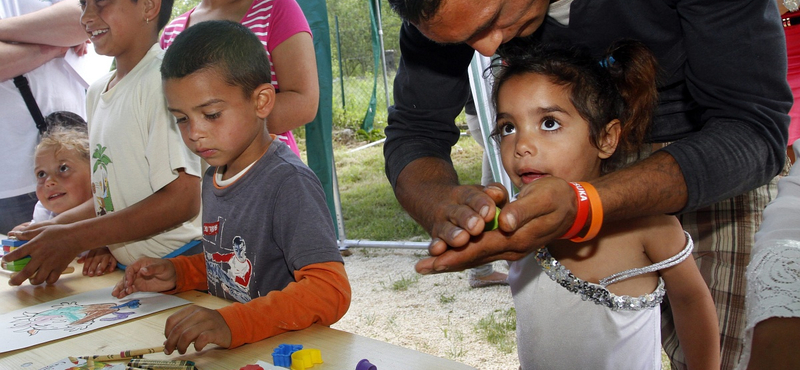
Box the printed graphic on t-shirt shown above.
[205,234,253,303]
[91,144,114,215]
[203,217,222,246]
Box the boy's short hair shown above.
[37,125,90,162]
[161,20,271,97]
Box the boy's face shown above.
[495,72,615,188]
[164,68,275,176]
[34,147,92,215]
[79,0,153,58]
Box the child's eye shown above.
[540,118,562,131]
[205,112,221,120]
[174,116,187,124]
[36,170,47,179]
[499,122,516,137]
[59,164,71,173]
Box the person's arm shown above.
[744,141,800,370]
[0,0,87,46]
[168,253,210,293]
[643,218,720,369]
[0,41,69,81]
[747,318,800,370]
[266,33,318,134]
[161,261,350,354]
[4,170,201,286]
[218,261,350,348]
[387,23,507,244]
[413,0,792,273]
[659,0,790,213]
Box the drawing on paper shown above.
[11,299,141,336]
[0,287,190,354]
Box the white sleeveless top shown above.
[508,231,693,369]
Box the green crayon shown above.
[484,207,501,231]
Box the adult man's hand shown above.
[416,176,577,274]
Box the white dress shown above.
[736,140,800,369]
[508,232,694,370]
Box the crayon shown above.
[125,365,195,370]
[81,346,165,361]
[128,359,195,367]
[484,207,501,231]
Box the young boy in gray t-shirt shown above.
[112,20,351,354]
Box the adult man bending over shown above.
[383,0,791,368]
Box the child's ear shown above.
[598,119,621,159]
[143,0,160,25]
[253,83,276,119]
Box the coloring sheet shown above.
[0,287,190,353]
[40,357,126,370]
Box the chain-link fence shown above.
[327,0,401,133]
[170,0,405,133]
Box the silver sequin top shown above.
[534,231,694,311]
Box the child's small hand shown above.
[163,305,232,354]
[79,246,117,277]
[112,257,177,298]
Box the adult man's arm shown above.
[0,0,87,46]
[654,0,790,212]
[385,22,492,236]
[0,41,69,81]
[392,0,790,274]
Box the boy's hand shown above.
[112,257,177,298]
[163,305,232,354]
[78,246,116,276]
[10,221,30,232]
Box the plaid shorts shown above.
[661,160,791,370]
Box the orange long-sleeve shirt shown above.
[169,254,351,348]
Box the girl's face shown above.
[34,147,93,215]
[495,72,618,188]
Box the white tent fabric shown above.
[468,52,514,193]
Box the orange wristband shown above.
[559,182,590,239]
[570,182,603,243]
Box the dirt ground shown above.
[331,247,520,370]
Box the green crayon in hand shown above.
[484,207,501,231]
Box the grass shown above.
[328,130,481,241]
[383,274,419,291]
[439,293,456,304]
[474,308,517,354]
[441,325,467,360]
